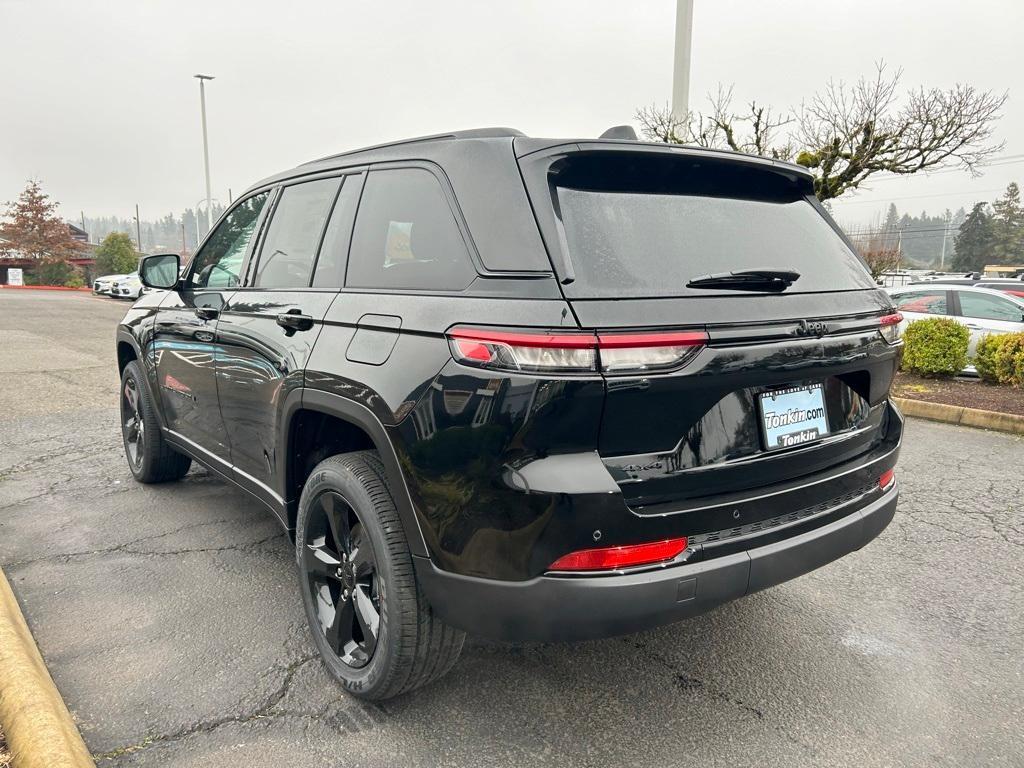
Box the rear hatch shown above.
[517,142,900,517]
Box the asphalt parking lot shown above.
[1,289,1022,767]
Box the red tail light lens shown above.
[879,468,895,490]
[549,537,689,572]
[878,313,903,344]
[448,329,597,373]
[447,327,708,375]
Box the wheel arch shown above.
[282,388,428,557]
[116,330,141,374]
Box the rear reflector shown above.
[879,313,903,344]
[879,468,895,489]
[548,537,688,572]
[448,327,708,375]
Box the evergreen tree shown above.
[952,202,995,272]
[991,182,1024,264]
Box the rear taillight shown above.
[879,468,896,490]
[597,331,708,373]
[548,537,689,572]
[447,327,708,375]
[878,313,903,344]
[448,329,597,373]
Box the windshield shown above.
[548,153,876,299]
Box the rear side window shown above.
[312,174,363,289]
[957,291,1023,322]
[254,177,340,289]
[892,290,948,315]
[545,153,876,298]
[346,168,475,291]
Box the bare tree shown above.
[635,64,1006,201]
[844,214,903,279]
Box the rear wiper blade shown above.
[687,268,801,292]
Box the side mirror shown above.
[139,253,181,290]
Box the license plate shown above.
[758,383,830,450]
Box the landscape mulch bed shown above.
[894,371,1024,417]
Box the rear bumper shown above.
[415,484,898,642]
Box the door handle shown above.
[195,307,219,321]
[277,312,314,332]
[965,323,982,330]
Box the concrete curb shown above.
[893,396,1024,436]
[0,285,91,292]
[0,569,95,768]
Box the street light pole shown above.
[135,203,143,255]
[194,74,215,237]
[671,0,694,123]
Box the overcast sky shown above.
[1,0,1021,230]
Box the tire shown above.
[296,451,464,700]
[119,360,192,483]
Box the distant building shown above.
[983,264,1024,278]
[0,222,96,284]
[67,223,89,243]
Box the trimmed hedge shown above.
[900,317,970,377]
[976,332,1024,387]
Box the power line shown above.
[845,225,960,237]
[835,187,1007,205]
[867,156,1024,183]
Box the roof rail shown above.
[305,127,526,165]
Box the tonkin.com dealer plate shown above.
[758,383,831,450]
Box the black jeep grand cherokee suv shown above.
[118,128,903,700]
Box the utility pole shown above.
[181,222,187,255]
[228,187,233,204]
[896,228,903,275]
[194,74,215,238]
[135,204,143,255]
[939,216,950,271]
[671,0,695,123]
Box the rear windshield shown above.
[548,153,875,298]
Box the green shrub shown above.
[974,332,1024,386]
[974,334,1004,383]
[30,258,83,287]
[992,333,1024,387]
[900,317,970,377]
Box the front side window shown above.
[253,177,341,289]
[346,168,475,291]
[892,290,948,315]
[957,291,1024,322]
[189,192,270,289]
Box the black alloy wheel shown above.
[118,360,192,483]
[121,374,145,469]
[295,451,464,700]
[302,490,382,669]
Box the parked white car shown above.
[110,272,148,299]
[887,284,1024,369]
[92,273,129,295]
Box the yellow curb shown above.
[893,396,1024,436]
[0,569,94,768]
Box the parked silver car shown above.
[887,284,1024,368]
